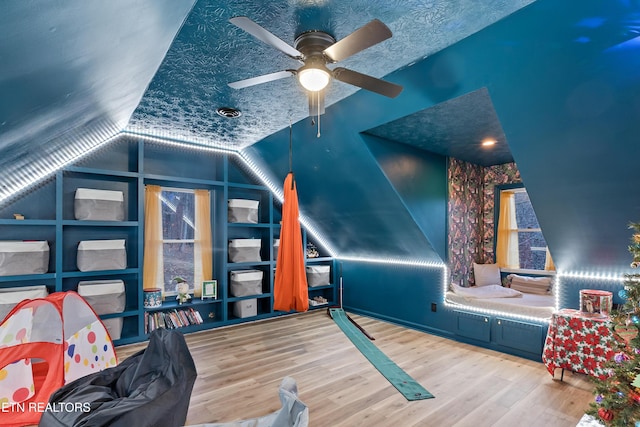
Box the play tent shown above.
[0,291,117,427]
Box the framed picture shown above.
[202,280,217,299]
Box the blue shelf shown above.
[62,268,139,278]
[227,223,271,228]
[0,273,56,283]
[226,261,272,268]
[62,220,139,227]
[100,309,138,319]
[144,298,221,312]
[65,166,139,179]
[227,293,271,303]
[228,182,271,191]
[306,257,333,263]
[144,173,225,187]
[307,284,334,290]
[0,219,56,225]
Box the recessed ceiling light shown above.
[216,107,242,118]
[482,139,496,147]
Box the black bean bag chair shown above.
[39,328,197,427]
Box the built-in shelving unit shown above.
[0,136,336,345]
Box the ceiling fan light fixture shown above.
[298,66,331,92]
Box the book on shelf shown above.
[144,306,204,334]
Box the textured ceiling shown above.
[364,87,513,166]
[126,0,533,150]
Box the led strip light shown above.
[122,131,238,156]
[0,124,121,205]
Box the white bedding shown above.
[449,283,522,299]
[446,284,556,319]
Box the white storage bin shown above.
[228,199,259,224]
[0,241,49,276]
[306,265,331,287]
[273,239,280,260]
[228,239,262,263]
[74,188,125,221]
[102,317,123,341]
[77,280,126,315]
[230,270,263,297]
[232,298,257,318]
[77,239,127,272]
[0,285,49,321]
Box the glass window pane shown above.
[163,242,194,293]
[161,191,195,240]
[498,188,551,271]
[517,231,547,270]
[514,191,540,229]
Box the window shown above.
[495,186,554,271]
[160,189,195,294]
[143,185,212,297]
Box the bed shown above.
[445,283,556,319]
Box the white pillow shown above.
[473,263,501,287]
[452,283,522,299]
[508,274,553,294]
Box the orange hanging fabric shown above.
[273,172,309,312]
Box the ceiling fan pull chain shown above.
[317,91,321,138]
[289,119,293,173]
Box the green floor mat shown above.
[329,308,434,401]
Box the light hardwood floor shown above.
[116,310,595,427]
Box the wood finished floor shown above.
[116,310,594,427]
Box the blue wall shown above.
[339,260,454,337]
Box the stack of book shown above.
[144,307,204,333]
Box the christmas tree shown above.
[587,222,640,425]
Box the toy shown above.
[174,277,191,305]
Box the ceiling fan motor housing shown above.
[294,31,336,63]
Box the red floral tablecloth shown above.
[542,308,616,379]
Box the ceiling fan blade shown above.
[323,19,392,63]
[228,70,295,89]
[308,90,326,116]
[332,67,403,98]
[230,16,302,59]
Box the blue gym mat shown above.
[329,308,434,401]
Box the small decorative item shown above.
[597,407,614,421]
[614,324,638,346]
[173,277,191,305]
[201,280,217,300]
[143,288,163,308]
[580,289,613,316]
[306,242,319,258]
[13,214,24,220]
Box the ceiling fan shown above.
[228,16,403,116]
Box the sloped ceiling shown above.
[364,87,513,166]
[0,0,195,202]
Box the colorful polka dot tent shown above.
[0,291,117,427]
